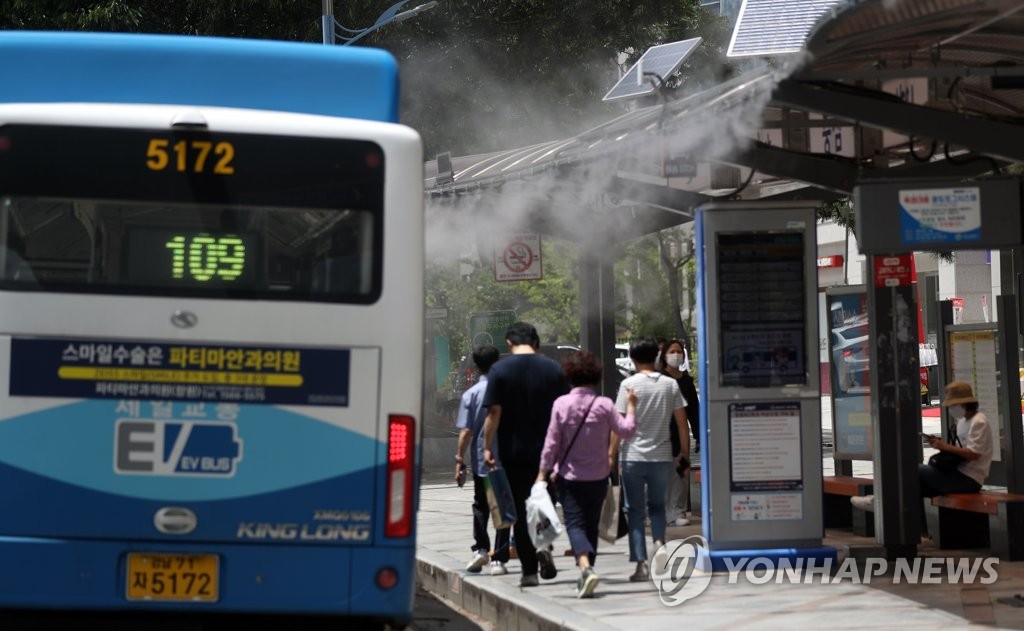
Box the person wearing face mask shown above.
[851,380,992,540]
[659,339,699,527]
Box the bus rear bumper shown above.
[0,536,414,620]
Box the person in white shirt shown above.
[611,337,689,582]
[852,380,992,540]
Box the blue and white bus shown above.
[0,32,423,627]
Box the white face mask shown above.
[666,353,684,368]
[948,404,966,419]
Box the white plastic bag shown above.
[525,481,563,549]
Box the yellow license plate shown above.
[126,553,219,602]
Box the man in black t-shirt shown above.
[482,322,569,586]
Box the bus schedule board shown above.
[718,232,807,388]
[945,326,1003,463]
[9,337,351,406]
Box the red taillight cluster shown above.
[385,415,414,538]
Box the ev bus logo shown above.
[115,419,243,477]
[651,535,713,606]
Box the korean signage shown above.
[873,254,913,287]
[728,402,803,492]
[9,337,351,406]
[469,311,518,354]
[494,233,543,282]
[854,178,1021,254]
[899,187,981,245]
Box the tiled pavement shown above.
[417,475,1024,630]
[416,402,1024,630]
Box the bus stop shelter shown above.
[423,0,1024,555]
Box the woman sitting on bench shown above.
[851,380,993,539]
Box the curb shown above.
[416,548,621,631]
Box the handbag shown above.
[484,467,517,529]
[929,451,965,473]
[598,470,629,542]
[928,424,965,473]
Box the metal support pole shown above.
[322,0,335,45]
[579,250,617,397]
[997,295,1024,494]
[935,300,954,435]
[867,255,921,558]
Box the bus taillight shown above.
[385,414,414,538]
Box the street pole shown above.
[322,0,335,45]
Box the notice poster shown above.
[731,492,804,521]
[729,402,803,493]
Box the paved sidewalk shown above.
[416,473,1024,630]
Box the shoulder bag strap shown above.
[557,395,598,470]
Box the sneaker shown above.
[577,568,599,599]
[465,550,489,573]
[520,574,539,587]
[537,547,558,580]
[489,560,508,576]
[629,561,650,582]
[669,516,691,526]
[850,495,876,512]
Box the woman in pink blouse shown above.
[536,350,636,599]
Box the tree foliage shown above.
[427,238,580,357]
[2,1,731,156]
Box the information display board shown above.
[718,233,807,388]
[696,201,824,558]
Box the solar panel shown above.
[727,0,843,58]
[602,37,702,102]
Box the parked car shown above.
[831,320,869,390]
[614,343,634,377]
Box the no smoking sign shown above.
[494,233,543,282]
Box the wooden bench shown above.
[928,490,1024,561]
[823,476,874,536]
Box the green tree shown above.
[426,237,580,363]
[615,234,675,339]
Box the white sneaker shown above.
[850,495,876,512]
[466,550,489,573]
[669,516,691,526]
[489,560,508,575]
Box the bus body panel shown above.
[0,32,400,122]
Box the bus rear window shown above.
[0,125,384,303]
[1,197,378,302]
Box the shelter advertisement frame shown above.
[939,322,1005,484]
[826,285,873,460]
